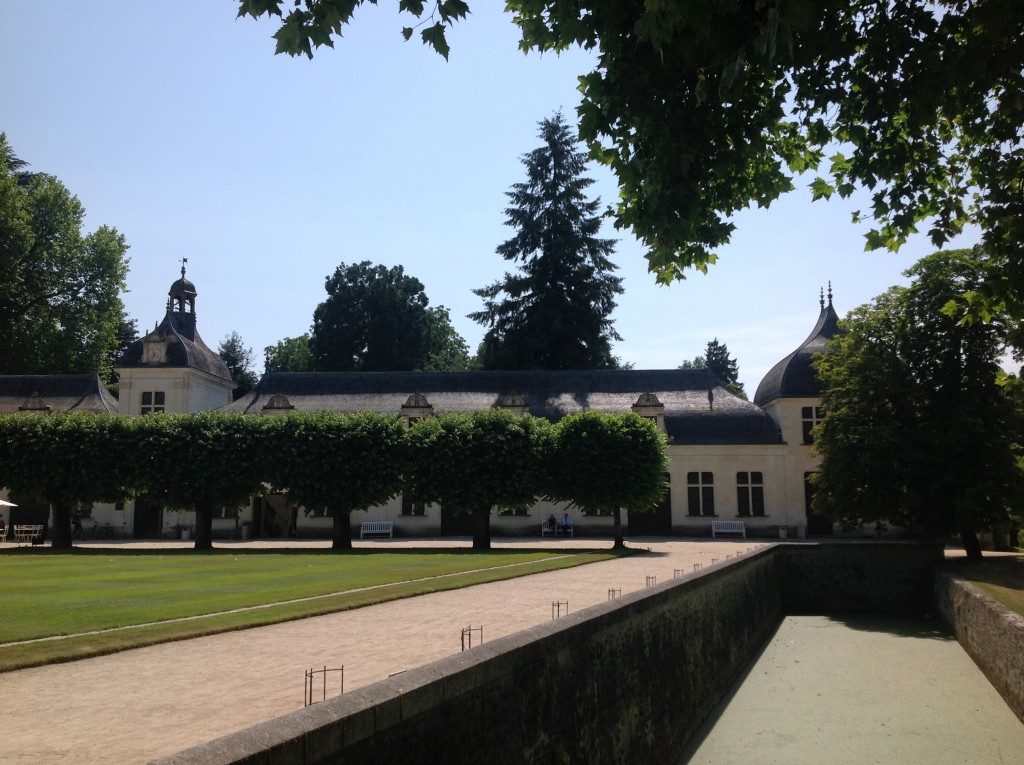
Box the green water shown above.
[679,615,1024,764]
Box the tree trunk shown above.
[959,528,982,562]
[472,507,491,550]
[193,504,214,550]
[331,506,353,551]
[612,506,625,550]
[50,499,72,550]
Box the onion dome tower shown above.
[754,285,840,406]
[753,286,841,535]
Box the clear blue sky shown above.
[1,2,985,394]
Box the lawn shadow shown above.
[824,612,955,641]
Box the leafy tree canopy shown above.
[0,413,139,549]
[813,249,1024,560]
[218,331,259,399]
[238,1,1024,327]
[406,410,551,548]
[310,261,466,371]
[545,411,667,548]
[0,134,131,383]
[266,410,408,550]
[237,0,470,60]
[264,333,314,373]
[470,112,623,370]
[135,412,273,549]
[114,318,140,365]
[422,306,473,371]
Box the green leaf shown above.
[863,229,887,252]
[809,177,835,201]
[421,22,450,60]
[399,0,425,15]
[237,0,283,20]
[437,0,470,23]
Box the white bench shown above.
[360,520,393,539]
[711,520,746,538]
[13,524,44,546]
[540,523,573,538]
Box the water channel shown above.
[678,614,1024,764]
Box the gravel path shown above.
[0,538,760,764]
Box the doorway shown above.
[440,505,473,535]
[133,495,163,539]
[629,476,672,535]
[804,473,833,535]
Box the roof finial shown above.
[180,257,188,279]
[827,281,833,306]
[819,286,824,309]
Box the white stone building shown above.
[1,271,840,541]
[219,291,841,540]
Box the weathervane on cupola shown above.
[167,258,197,318]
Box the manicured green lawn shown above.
[0,548,616,671]
[950,554,1024,617]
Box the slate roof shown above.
[119,312,232,381]
[169,275,196,297]
[223,369,783,445]
[754,297,840,405]
[0,374,119,414]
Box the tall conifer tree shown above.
[470,113,623,370]
[704,339,746,399]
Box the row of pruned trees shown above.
[0,410,667,551]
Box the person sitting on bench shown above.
[559,512,573,535]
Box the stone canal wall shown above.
[154,543,948,765]
[935,571,1024,723]
[778,541,943,614]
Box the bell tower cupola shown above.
[114,259,234,416]
[167,258,198,340]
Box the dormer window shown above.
[18,392,52,412]
[261,394,295,413]
[401,393,434,426]
[496,391,529,416]
[631,392,666,435]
